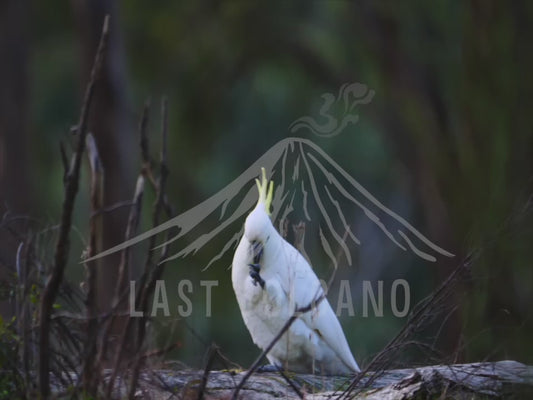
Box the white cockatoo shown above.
[232,168,360,375]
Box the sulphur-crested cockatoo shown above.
[232,168,360,375]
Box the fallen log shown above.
[118,360,533,399]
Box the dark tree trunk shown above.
[71,0,135,357]
[0,0,30,318]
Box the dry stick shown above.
[51,309,131,322]
[275,368,304,399]
[37,15,110,398]
[82,133,104,395]
[136,341,181,364]
[102,175,145,389]
[118,100,151,301]
[103,99,150,356]
[139,98,173,219]
[50,321,83,381]
[339,253,473,399]
[104,103,150,398]
[116,176,145,306]
[140,97,173,219]
[191,344,242,399]
[125,225,175,400]
[127,97,171,400]
[231,296,326,400]
[15,241,30,395]
[104,98,171,398]
[90,200,135,218]
[22,241,33,397]
[138,97,170,337]
[326,257,469,399]
[197,344,220,400]
[59,142,69,183]
[139,99,157,188]
[115,101,150,303]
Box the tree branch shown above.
[38,15,110,398]
[81,132,104,395]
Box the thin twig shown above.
[275,367,304,399]
[231,295,326,400]
[116,175,145,305]
[102,175,144,378]
[59,141,69,183]
[82,132,104,395]
[38,15,110,398]
[90,103,152,387]
[339,253,473,399]
[116,101,151,300]
[105,97,173,399]
[50,310,131,321]
[197,344,219,400]
[90,200,135,217]
[139,99,156,187]
[15,241,31,396]
[136,342,181,364]
[139,98,173,217]
[104,103,150,397]
[128,96,171,400]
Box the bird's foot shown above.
[256,364,280,373]
[249,263,265,289]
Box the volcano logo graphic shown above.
[289,83,375,138]
[84,136,454,269]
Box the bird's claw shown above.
[249,263,265,289]
[256,364,281,373]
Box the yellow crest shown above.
[255,167,274,216]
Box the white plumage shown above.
[232,168,360,375]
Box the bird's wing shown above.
[273,238,323,307]
[304,299,359,372]
[278,242,358,371]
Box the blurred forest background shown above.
[1,0,533,373]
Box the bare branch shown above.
[231,294,325,400]
[197,344,220,400]
[128,96,172,399]
[104,103,151,397]
[340,254,473,399]
[105,97,174,399]
[90,200,135,217]
[99,174,145,394]
[117,175,145,305]
[59,141,69,183]
[82,132,105,394]
[38,15,110,398]
[139,99,157,188]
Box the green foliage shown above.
[0,315,23,399]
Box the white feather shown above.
[232,169,360,375]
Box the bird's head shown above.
[244,168,274,243]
